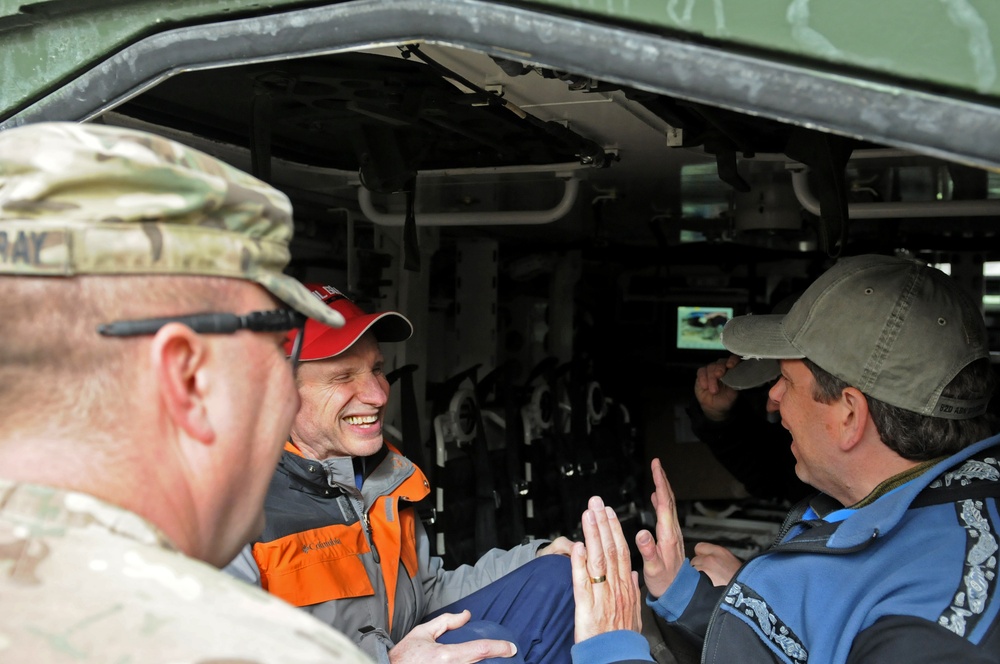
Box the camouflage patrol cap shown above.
[0,122,344,328]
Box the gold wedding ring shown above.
[589,574,607,584]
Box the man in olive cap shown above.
[0,122,652,664]
[636,254,1000,663]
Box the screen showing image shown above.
[677,306,734,351]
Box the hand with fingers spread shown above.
[571,496,643,643]
[388,610,518,664]
[690,542,741,587]
[634,458,687,599]
[694,355,742,422]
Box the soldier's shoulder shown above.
[0,481,370,663]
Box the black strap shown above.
[403,179,420,271]
[386,364,426,475]
[549,361,581,536]
[249,91,273,183]
[502,367,526,544]
[468,396,499,556]
[784,129,854,257]
[386,364,438,543]
[478,361,526,547]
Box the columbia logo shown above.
[302,537,341,553]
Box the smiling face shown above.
[768,358,842,495]
[289,332,390,460]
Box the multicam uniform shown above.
[0,479,372,663]
[225,442,547,662]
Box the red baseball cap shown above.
[285,284,413,361]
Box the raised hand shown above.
[571,495,642,643]
[634,458,686,598]
[694,355,742,421]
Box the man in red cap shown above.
[225,284,585,664]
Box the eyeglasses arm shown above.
[98,313,244,337]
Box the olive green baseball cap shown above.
[721,254,990,419]
[0,121,343,328]
[719,292,799,391]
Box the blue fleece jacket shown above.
[651,433,1000,663]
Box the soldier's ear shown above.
[151,323,216,445]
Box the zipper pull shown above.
[363,512,380,564]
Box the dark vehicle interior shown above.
[5,0,999,574]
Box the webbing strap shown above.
[403,183,420,271]
[469,397,499,555]
[388,364,426,475]
[501,366,526,544]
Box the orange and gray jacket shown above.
[224,441,545,663]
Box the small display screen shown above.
[676,306,733,351]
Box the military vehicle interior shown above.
[17,9,1000,566]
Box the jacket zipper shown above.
[359,505,380,564]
